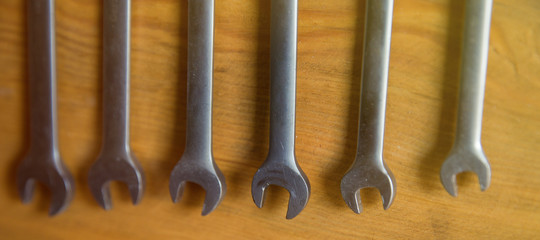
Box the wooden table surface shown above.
[1,0,539,239]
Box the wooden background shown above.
[1,0,539,239]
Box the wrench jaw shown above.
[169,157,227,216]
[440,147,491,197]
[88,151,145,210]
[251,161,311,219]
[340,161,396,214]
[16,154,75,216]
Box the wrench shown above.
[340,0,396,214]
[440,0,492,196]
[251,0,310,220]
[169,0,226,216]
[16,0,75,216]
[88,0,145,210]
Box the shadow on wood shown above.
[4,2,29,202]
[156,0,190,206]
[77,0,106,208]
[247,0,279,211]
[417,0,464,192]
[323,0,366,210]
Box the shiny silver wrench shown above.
[169,0,226,216]
[88,0,145,210]
[440,0,492,196]
[340,0,396,213]
[251,0,311,220]
[16,0,75,216]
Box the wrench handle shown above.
[184,0,214,159]
[102,0,131,152]
[268,0,298,159]
[455,0,493,148]
[27,0,58,159]
[356,0,394,162]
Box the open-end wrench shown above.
[340,0,396,214]
[16,0,75,216]
[169,0,226,216]
[440,0,492,196]
[88,0,145,210]
[251,0,310,220]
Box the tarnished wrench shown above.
[16,0,75,216]
[251,0,310,219]
[169,0,226,216]
[88,0,145,210]
[340,0,396,214]
[440,0,492,196]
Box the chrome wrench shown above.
[251,0,311,219]
[340,0,396,213]
[440,0,492,196]
[88,0,145,210]
[16,0,75,216]
[169,0,226,216]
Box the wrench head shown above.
[340,159,396,214]
[169,155,227,216]
[251,159,311,219]
[16,152,75,216]
[440,147,491,197]
[88,150,145,210]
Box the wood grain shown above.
[1,0,539,239]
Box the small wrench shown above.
[169,0,226,216]
[16,0,75,216]
[340,0,396,214]
[440,0,492,196]
[251,0,310,219]
[88,0,145,210]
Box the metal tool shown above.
[440,0,492,196]
[16,0,75,216]
[169,0,226,216]
[88,0,145,210]
[340,0,396,214]
[251,0,310,220]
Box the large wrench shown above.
[169,0,226,216]
[440,0,492,196]
[340,0,396,214]
[251,0,310,220]
[16,0,75,216]
[88,0,145,210]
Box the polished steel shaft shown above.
[88,0,145,210]
[251,0,311,220]
[16,0,75,216]
[340,0,396,214]
[440,0,493,196]
[169,0,226,216]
